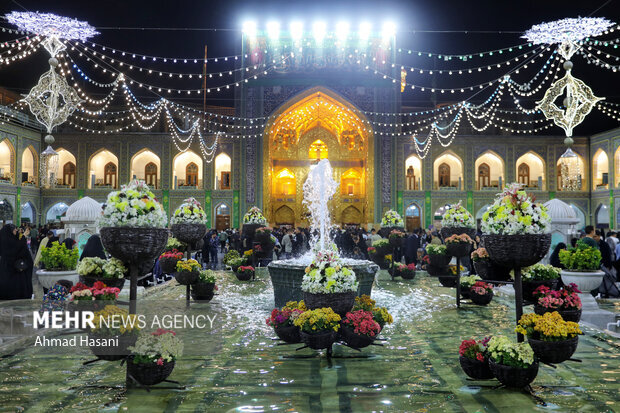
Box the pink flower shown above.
[156,357,164,366]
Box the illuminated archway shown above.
[515,151,545,190]
[0,139,14,184]
[593,149,609,190]
[263,87,373,225]
[131,149,161,189]
[433,151,463,189]
[88,149,118,189]
[21,146,38,185]
[557,153,585,191]
[214,153,232,190]
[474,150,504,190]
[274,168,296,196]
[405,155,422,190]
[56,148,77,188]
[173,150,203,189]
[274,205,295,225]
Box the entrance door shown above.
[438,163,450,187]
[478,163,490,189]
[405,203,421,232]
[215,203,230,231]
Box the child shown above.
[40,279,73,312]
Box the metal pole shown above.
[456,257,461,307]
[514,267,524,342]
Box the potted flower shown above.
[170,197,207,249]
[486,335,538,388]
[128,329,183,386]
[480,183,551,269]
[37,241,80,290]
[533,284,582,322]
[223,250,241,267]
[191,269,217,301]
[469,281,494,305]
[266,300,307,344]
[302,250,359,316]
[340,310,381,349]
[439,264,465,287]
[459,274,481,298]
[165,237,185,253]
[236,265,255,281]
[98,180,169,268]
[175,259,201,285]
[254,227,273,244]
[426,244,450,269]
[388,230,406,248]
[229,256,247,273]
[89,305,140,361]
[380,209,404,229]
[159,249,184,274]
[77,257,127,289]
[471,247,490,278]
[367,246,376,256]
[351,295,394,329]
[293,308,341,350]
[444,233,474,258]
[558,240,604,295]
[516,312,582,364]
[440,201,476,239]
[242,206,267,241]
[91,281,121,302]
[521,263,561,303]
[395,263,416,280]
[459,337,494,379]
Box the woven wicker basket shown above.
[438,275,458,287]
[170,223,207,247]
[441,227,477,240]
[428,254,451,268]
[533,305,581,323]
[88,333,136,361]
[481,234,551,268]
[303,291,355,317]
[522,279,558,303]
[489,359,539,388]
[446,242,472,258]
[79,275,126,290]
[100,227,169,266]
[470,290,494,306]
[400,269,416,280]
[274,324,302,344]
[339,326,376,349]
[159,257,180,274]
[426,264,449,277]
[190,282,215,301]
[175,270,199,285]
[528,336,578,364]
[459,356,494,380]
[236,271,254,281]
[473,260,491,279]
[300,330,336,350]
[127,356,175,386]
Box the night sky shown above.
[0,0,619,135]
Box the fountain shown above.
[268,160,379,307]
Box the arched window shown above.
[186,162,198,187]
[145,162,157,188]
[518,163,530,187]
[63,162,76,188]
[478,163,490,189]
[104,162,117,187]
[341,169,363,196]
[214,153,232,190]
[0,139,14,183]
[405,155,422,190]
[274,168,296,195]
[438,163,450,187]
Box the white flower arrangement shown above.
[98,180,167,228]
[441,201,475,228]
[77,257,127,279]
[243,206,267,225]
[381,209,404,228]
[129,330,184,364]
[170,197,207,225]
[302,250,359,294]
[481,183,551,235]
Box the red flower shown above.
[152,328,176,336]
[476,353,484,362]
[92,281,107,290]
[156,357,164,366]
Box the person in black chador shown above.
[79,234,107,261]
[0,224,34,300]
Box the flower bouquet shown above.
[370,238,392,269]
[236,265,255,281]
[229,256,247,273]
[469,281,494,305]
[266,300,307,343]
[521,263,561,302]
[351,295,394,329]
[486,335,538,388]
[128,329,183,386]
[174,259,201,285]
[77,257,127,289]
[302,250,358,316]
[40,241,79,271]
[159,249,184,274]
[340,310,381,349]
[516,312,582,364]
[223,250,241,266]
[243,206,267,225]
[533,284,582,322]
[367,246,376,256]
[294,308,341,350]
[191,269,218,301]
[395,263,416,280]
[388,229,406,248]
[89,305,140,360]
[380,209,404,229]
[426,244,450,269]
[444,233,474,258]
[440,201,476,239]
[480,183,551,269]
[459,337,494,379]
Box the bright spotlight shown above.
[266,21,280,39]
[382,21,396,38]
[313,21,327,43]
[336,21,350,40]
[242,21,257,37]
[290,21,303,41]
[359,21,372,39]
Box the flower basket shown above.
[527,337,578,365]
[473,261,491,280]
[127,356,176,386]
[190,282,215,301]
[274,325,301,344]
[375,244,393,257]
[522,279,557,303]
[170,223,207,248]
[488,262,512,282]
[438,275,458,287]
[88,333,137,361]
[400,269,416,280]
[300,330,337,350]
[79,275,126,290]
[441,227,476,240]
[426,264,449,276]
[481,234,551,269]
[459,356,494,380]
[470,290,494,306]
[339,325,376,349]
[446,242,471,258]
[159,257,180,274]
[429,254,451,268]
[533,305,581,323]
[303,291,356,317]
[236,269,254,281]
[100,227,169,266]
[488,359,539,388]
[175,270,199,285]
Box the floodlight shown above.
[266,21,280,40]
[242,21,257,37]
[359,21,372,39]
[290,21,303,41]
[336,21,350,40]
[313,21,327,43]
[382,21,396,38]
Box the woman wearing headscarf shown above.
[63,237,76,250]
[549,242,566,269]
[79,234,106,261]
[0,223,34,300]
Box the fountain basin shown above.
[268,259,379,308]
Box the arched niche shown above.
[433,151,463,189]
[593,149,609,190]
[21,201,36,225]
[274,168,296,196]
[557,153,585,191]
[46,202,69,223]
[340,168,363,197]
[0,139,14,183]
[21,146,38,185]
[214,153,232,190]
[274,205,295,225]
[474,151,504,190]
[405,202,421,231]
[56,148,77,188]
[131,149,161,189]
[515,151,546,190]
[173,150,203,189]
[405,155,422,190]
[0,199,14,223]
[89,149,119,189]
[214,202,230,230]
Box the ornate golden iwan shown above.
[262,87,374,226]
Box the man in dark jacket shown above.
[596,230,613,270]
[404,230,420,265]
